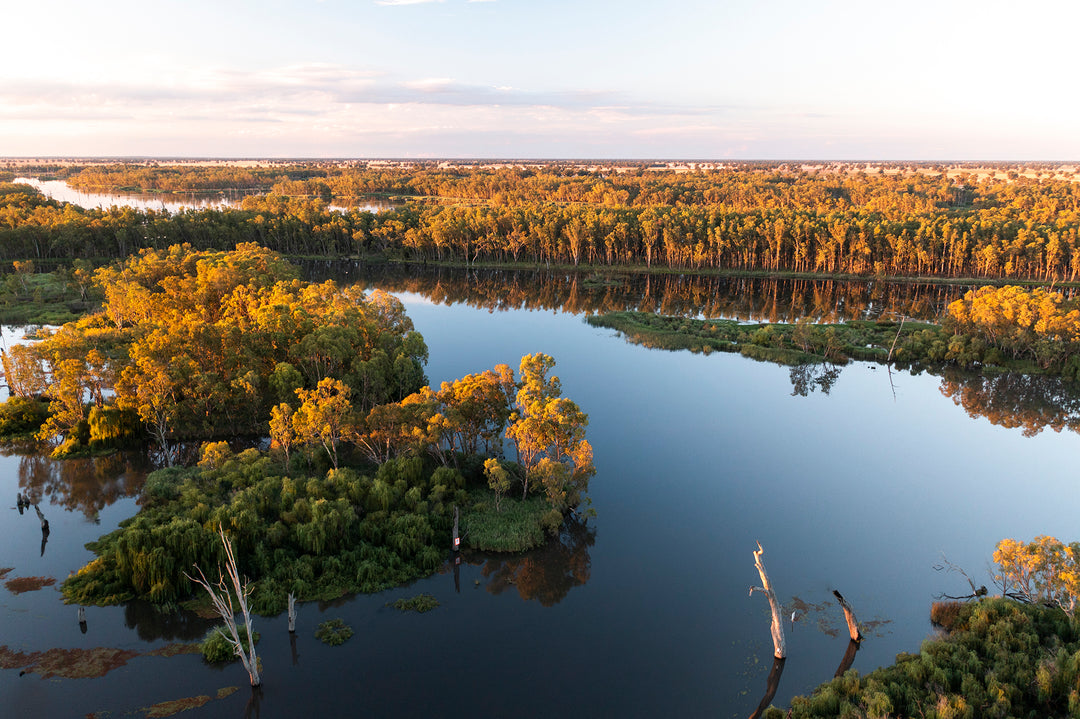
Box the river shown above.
[12,178,401,215]
[2,183,1079,716]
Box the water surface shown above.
[2,273,1079,717]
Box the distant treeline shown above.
[3,163,1080,280]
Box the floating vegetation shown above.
[390,593,440,613]
[786,595,891,640]
[144,643,201,658]
[141,695,213,717]
[0,568,12,580]
[314,618,354,646]
[216,686,239,699]
[0,645,139,679]
[3,575,56,594]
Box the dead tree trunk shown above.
[287,593,297,633]
[832,589,862,642]
[452,505,461,552]
[748,542,787,659]
[187,527,261,687]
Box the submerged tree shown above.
[187,527,261,687]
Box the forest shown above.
[2,162,1080,281]
[0,244,594,610]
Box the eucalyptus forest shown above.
[2,160,1080,718]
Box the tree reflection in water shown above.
[938,369,1080,437]
[123,599,219,643]
[332,262,962,324]
[788,363,843,397]
[7,448,151,520]
[469,515,595,607]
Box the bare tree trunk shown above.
[187,527,261,687]
[832,589,863,642]
[288,593,297,633]
[452,505,461,551]
[748,542,786,659]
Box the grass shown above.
[0,270,95,325]
[462,489,553,552]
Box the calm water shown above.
[3,275,1080,717]
[13,178,400,215]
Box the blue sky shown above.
[2,0,1077,159]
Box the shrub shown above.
[314,618,354,645]
[201,624,259,663]
[389,593,439,613]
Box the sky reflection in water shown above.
[3,276,1080,717]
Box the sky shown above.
[2,0,1077,160]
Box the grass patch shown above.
[314,618,354,645]
[389,593,440,613]
[462,490,553,552]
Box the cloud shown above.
[375,0,443,5]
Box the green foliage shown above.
[200,624,260,663]
[87,406,142,450]
[784,598,1080,718]
[389,593,440,613]
[7,244,428,453]
[62,449,456,610]
[314,618,354,645]
[462,490,551,552]
[0,396,49,438]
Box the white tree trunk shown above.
[748,541,786,659]
[187,527,261,687]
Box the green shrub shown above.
[201,624,259,663]
[389,593,439,613]
[314,618,354,645]
[0,396,48,438]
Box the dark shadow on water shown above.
[124,600,219,642]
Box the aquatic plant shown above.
[314,618,354,645]
[390,593,440,613]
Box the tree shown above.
[484,458,511,512]
[292,378,354,470]
[505,354,593,508]
[994,536,1080,617]
[269,403,296,468]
